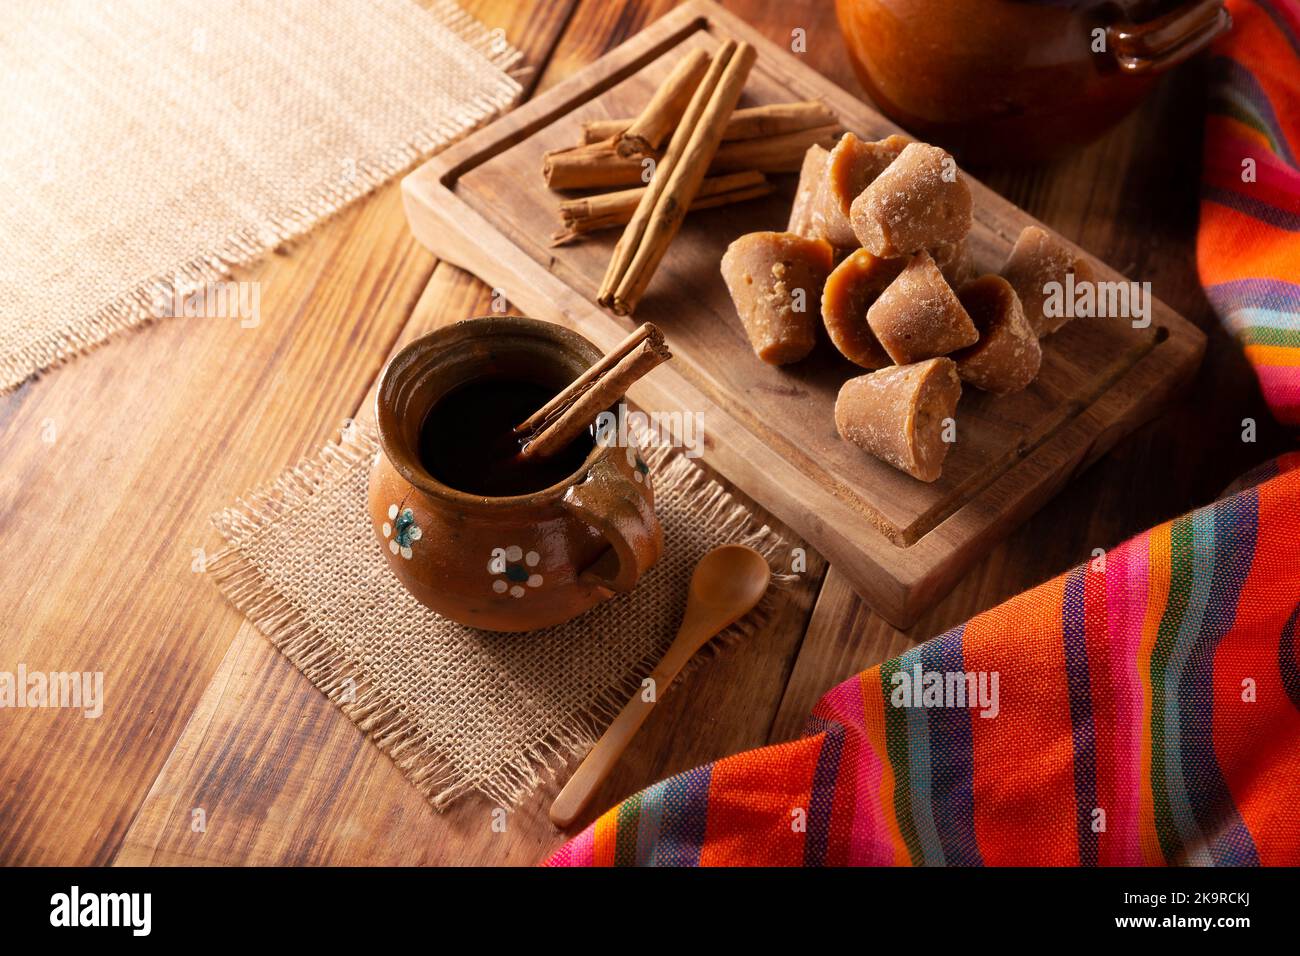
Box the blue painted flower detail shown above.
[625,446,650,484]
[487,545,542,599]
[382,504,422,560]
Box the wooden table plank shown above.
[9,0,1293,868]
[532,0,679,93]
[470,0,581,98]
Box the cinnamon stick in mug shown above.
[517,323,671,461]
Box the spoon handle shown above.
[548,546,769,829]
[549,668,666,828]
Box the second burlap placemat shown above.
[0,0,521,392]
[210,422,799,809]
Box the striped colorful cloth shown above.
[1200,0,1300,425]
[547,454,1300,865]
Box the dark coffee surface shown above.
[419,377,593,497]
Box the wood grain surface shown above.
[0,0,1292,866]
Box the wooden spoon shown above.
[549,543,772,828]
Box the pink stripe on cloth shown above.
[812,675,894,865]
[1103,532,1152,865]
[1203,130,1300,194]
[1254,365,1300,424]
[546,826,594,867]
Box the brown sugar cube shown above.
[1000,225,1095,337]
[721,231,834,365]
[787,144,830,238]
[866,250,979,364]
[810,132,910,249]
[821,249,901,369]
[931,238,974,287]
[850,142,973,257]
[834,357,961,482]
[953,275,1042,394]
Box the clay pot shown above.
[835,0,1230,163]
[369,316,663,632]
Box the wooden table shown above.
[0,0,1290,866]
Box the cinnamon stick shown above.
[711,123,843,173]
[551,171,772,245]
[615,48,710,157]
[543,141,650,191]
[516,323,656,434]
[596,44,735,309]
[517,323,671,461]
[583,99,837,145]
[543,122,838,190]
[600,40,757,315]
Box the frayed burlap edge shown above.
[208,422,799,810]
[0,0,524,394]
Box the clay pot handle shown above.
[563,453,663,593]
[1107,0,1231,75]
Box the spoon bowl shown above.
[685,543,772,630]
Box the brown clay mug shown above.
[368,316,663,633]
[835,0,1231,163]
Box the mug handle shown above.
[563,453,663,593]
[1107,0,1231,75]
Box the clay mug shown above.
[368,316,663,632]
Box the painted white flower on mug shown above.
[488,545,543,598]
[382,504,422,559]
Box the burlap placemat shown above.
[210,422,798,809]
[0,0,521,392]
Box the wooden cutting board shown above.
[401,0,1205,628]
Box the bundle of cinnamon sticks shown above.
[541,41,842,315]
[544,103,840,191]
